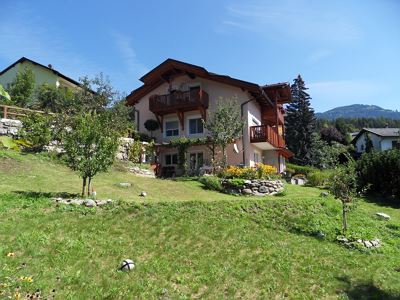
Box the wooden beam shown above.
[155,114,164,132]
[177,111,184,131]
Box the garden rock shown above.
[258,186,268,193]
[242,188,253,195]
[363,240,373,248]
[84,200,96,207]
[376,212,390,220]
[119,182,132,187]
[140,191,147,197]
[320,192,329,197]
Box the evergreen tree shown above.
[285,75,316,165]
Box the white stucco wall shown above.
[355,132,398,152]
[134,74,254,166]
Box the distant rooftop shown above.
[363,128,400,137]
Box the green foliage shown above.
[20,114,54,152]
[144,119,159,137]
[168,137,206,174]
[0,136,25,151]
[357,149,400,202]
[203,97,244,168]
[307,170,333,187]
[108,98,136,135]
[6,66,35,107]
[33,84,74,113]
[128,140,142,163]
[286,163,317,176]
[62,111,119,196]
[309,134,348,169]
[285,75,316,165]
[0,84,11,102]
[198,175,223,191]
[329,160,358,232]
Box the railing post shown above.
[3,106,7,119]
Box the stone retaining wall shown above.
[221,179,284,196]
[0,118,22,136]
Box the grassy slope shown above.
[0,151,399,299]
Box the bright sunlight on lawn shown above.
[1,150,399,299]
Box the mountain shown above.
[316,104,400,120]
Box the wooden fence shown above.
[0,105,54,119]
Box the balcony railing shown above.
[250,125,285,148]
[149,88,209,114]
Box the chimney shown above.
[48,64,53,69]
[385,123,389,128]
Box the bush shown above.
[20,113,54,152]
[357,149,400,202]
[221,163,277,180]
[199,176,222,191]
[307,170,333,187]
[286,163,317,176]
[225,178,245,189]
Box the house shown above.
[352,128,400,153]
[0,57,81,90]
[126,59,293,176]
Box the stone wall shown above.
[0,118,22,136]
[221,179,284,196]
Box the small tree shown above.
[34,83,74,113]
[7,66,35,107]
[203,98,244,169]
[144,119,159,138]
[20,113,55,152]
[320,127,344,145]
[329,160,358,232]
[62,111,119,197]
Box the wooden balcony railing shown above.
[149,88,209,114]
[250,125,285,148]
[0,104,54,119]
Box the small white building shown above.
[352,128,400,153]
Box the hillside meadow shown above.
[0,150,399,299]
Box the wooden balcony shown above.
[250,125,285,148]
[149,88,209,115]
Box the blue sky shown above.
[1,0,399,112]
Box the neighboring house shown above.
[0,57,81,90]
[352,128,400,153]
[126,59,293,176]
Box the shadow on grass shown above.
[13,190,80,199]
[363,193,400,209]
[336,276,399,300]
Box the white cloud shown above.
[110,32,149,78]
[219,1,361,44]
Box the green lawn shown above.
[0,150,399,299]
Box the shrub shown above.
[221,163,277,179]
[225,178,245,189]
[20,113,54,152]
[199,176,222,191]
[357,149,400,202]
[286,163,317,176]
[128,140,142,163]
[307,170,333,187]
[256,163,277,179]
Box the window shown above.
[165,120,179,137]
[189,118,204,135]
[189,152,204,170]
[254,152,260,163]
[165,153,178,165]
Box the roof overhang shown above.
[126,58,291,106]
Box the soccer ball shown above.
[120,259,135,271]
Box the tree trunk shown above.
[87,177,92,197]
[81,177,87,197]
[222,145,227,169]
[342,202,347,232]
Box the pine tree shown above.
[285,75,316,165]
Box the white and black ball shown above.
[120,259,135,271]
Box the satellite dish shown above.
[233,143,239,154]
